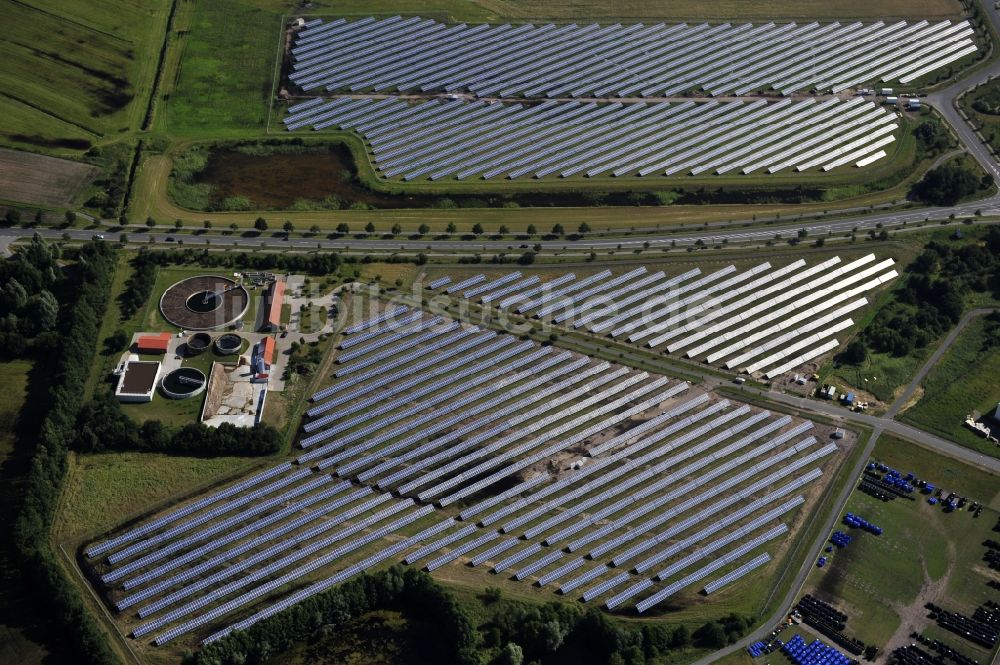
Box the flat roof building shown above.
[115,360,162,402]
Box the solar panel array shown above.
[284,96,900,179]
[85,306,839,645]
[289,17,975,97]
[435,255,897,377]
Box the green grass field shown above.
[799,434,1000,656]
[901,315,1000,458]
[0,0,171,154]
[162,0,285,135]
[0,360,31,462]
[54,451,259,544]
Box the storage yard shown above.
[774,436,1000,665]
[428,254,898,378]
[83,304,850,648]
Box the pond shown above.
[195,144,417,209]
[191,142,827,211]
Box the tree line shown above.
[133,246,344,275]
[72,393,281,456]
[118,250,158,320]
[10,240,122,665]
[0,234,61,357]
[910,159,992,206]
[846,229,1000,361]
[189,565,753,665]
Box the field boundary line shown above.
[55,540,143,665]
[10,0,131,43]
[0,92,102,138]
[268,14,289,136]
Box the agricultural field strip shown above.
[429,255,897,376]
[284,96,900,179]
[0,147,99,206]
[84,308,834,644]
[286,17,974,97]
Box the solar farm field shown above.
[428,254,898,378]
[485,0,966,21]
[82,302,852,650]
[0,0,172,154]
[285,97,903,181]
[274,15,978,188]
[287,18,976,98]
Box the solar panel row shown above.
[439,256,895,378]
[288,18,974,97]
[287,97,900,179]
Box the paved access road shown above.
[734,383,1000,473]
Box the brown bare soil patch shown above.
[0,147,97,206]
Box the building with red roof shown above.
[136,332,172,354]
[251,336,276,383]
[260,336,276,365]
[261,281,285,332]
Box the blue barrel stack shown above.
[843,513,882,535]
[830,531,852,548]
[781,634,856,665]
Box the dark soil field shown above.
[0,147,97,206]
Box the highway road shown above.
[3,199,1000,254]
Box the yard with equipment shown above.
[796,434,1000,662]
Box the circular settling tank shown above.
[186,291,223,313]
[161,367,207,399]
[186,332,212,355]
[159,275,249,330]
[215,333,243,355]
